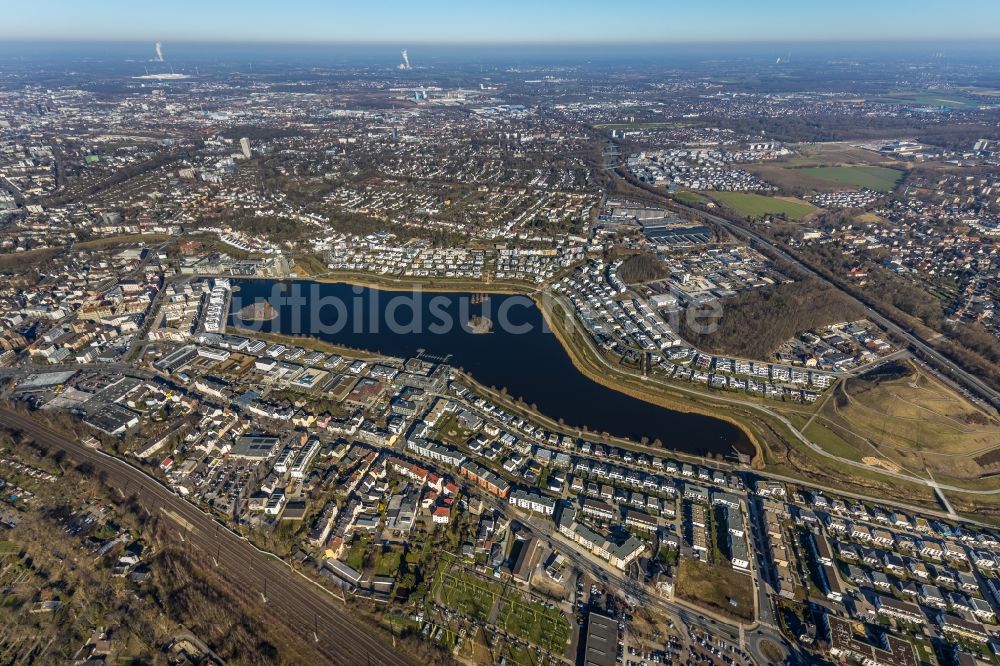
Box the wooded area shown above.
[616,252,670,284]
[800,243,1000,391]
[680,279,863,359]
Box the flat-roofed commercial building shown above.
[583,611,617,666]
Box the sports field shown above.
[708,191,816,220]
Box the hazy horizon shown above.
[1,39,998,67]
[3,0,999,44]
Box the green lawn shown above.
[345,535,370,571]
[435,413,474,446]
[708,191,816,220]
[376,548,403,576]
[794,166,903,192]
[672,190,708,205]
[802,421,865,462]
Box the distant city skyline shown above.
[3,0,1000,44]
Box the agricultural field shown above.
[707,191,817,220]
[790,144,894,166]
[746,163,904,194]
[74,233,172,250]
[790,166,903,192]
[742,142,907,195]
[806,360,1000,483]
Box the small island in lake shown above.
[238,300,278,322]
[466,315,493,334]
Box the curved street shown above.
[666,195,1000,411]
[538,290,1000,509]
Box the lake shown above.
[228,279,752,458]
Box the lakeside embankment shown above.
[225,275,757,459]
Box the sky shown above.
[1,0,999,44]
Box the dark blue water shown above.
[228,280,751,458]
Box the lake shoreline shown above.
[227,276,755,458]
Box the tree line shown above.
[680,279,862,360]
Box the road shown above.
[540,291,1000,507]
[744,497,781,632]
[448,345,999,526]
[924,468,959,518]
[0,407,413,666]
[604,152,999,410]
[664,196,1000,411]
[484,496,796,666]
